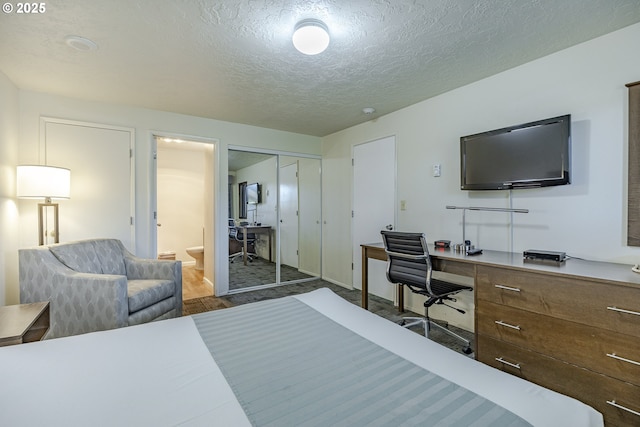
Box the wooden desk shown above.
[361,242,640,426]
[239,225,272,265]
[0,302,50,346]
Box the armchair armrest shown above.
[123,254,182,316]
[124,257,178,280]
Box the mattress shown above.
[0,288,603,426]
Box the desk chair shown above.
[228,219,242,261]
[229,221,257,263]
[381,230,473,354]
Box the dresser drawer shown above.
[477,300,640,387]
[478,336,640,427]
[476,265,640,338]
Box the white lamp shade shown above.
[17,165,71,199]
[293,19,330,55]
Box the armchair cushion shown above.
[127,279,175,313]
[94,239,127,275]
[50,239,127,276]
[50,241,103,274]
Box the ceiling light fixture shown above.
[292,19,330,55]
[64,35,98,51]
[363,107,376,115]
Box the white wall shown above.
[322,23,640,330]
[0,71,20,305]
[157,144,206,263]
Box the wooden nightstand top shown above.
[0,302,50,346]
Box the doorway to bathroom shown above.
[155,135,216,301]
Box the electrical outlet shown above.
[433,164,441,177]
[400,200,407,211]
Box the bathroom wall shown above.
[157,141,207,264]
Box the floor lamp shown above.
[17,165,71,245]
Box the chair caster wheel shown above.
[398,319,406,326]
[463,347,473,355]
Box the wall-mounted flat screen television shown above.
[460,114,571,190]
[246,182,261,204]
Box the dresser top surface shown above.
[364,242,640,288]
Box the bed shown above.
[0,288,603,426]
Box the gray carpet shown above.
[184,278,475,356]
[229,257,315,290]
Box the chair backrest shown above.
[229,227,238,239]
[381,231,433,290]
[234,222,256,241]
[229,218,237,238]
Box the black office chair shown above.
[381,230,473,354]
[229,221,257,263]
[228,219,242,262]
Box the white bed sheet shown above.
[0,288,603,426]
[0,315,250,426]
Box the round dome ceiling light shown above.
[292,19,330,55]
[64,35,98,51]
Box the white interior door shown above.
[297,158,321,276]
[353,136,396,300]
[43,119,134,251]
[280,162,299,268]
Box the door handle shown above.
[385,224,393,230]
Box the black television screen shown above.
[460,115,571,190]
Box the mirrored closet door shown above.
[228,149,321,292]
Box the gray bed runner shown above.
[192,296,531,427]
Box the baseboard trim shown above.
[320,276,352,290]
[203,276,214,290]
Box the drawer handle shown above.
[606,400,640,417]
[495,357,521,370]
[495,320,521,330]
[606,353,640,366]
[494,284,521,292]
[607,306,640,317]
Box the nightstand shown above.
[0,302,50,346]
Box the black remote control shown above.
[466,248,483,256]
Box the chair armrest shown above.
[19,248,128,338]
[124,255,182,316]
[124,257,178,280]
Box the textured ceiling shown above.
[1,0,639,137]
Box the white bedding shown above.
[0,288,603,426]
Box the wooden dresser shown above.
[361,244,640,426]
[475,263,640,427]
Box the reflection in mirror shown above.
[228,149,321,292]
[228,150,277,290]
[279,157,321,283]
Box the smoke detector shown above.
[64,35,98,51]
[362,107,376,115]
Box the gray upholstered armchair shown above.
[19,238,182,339]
